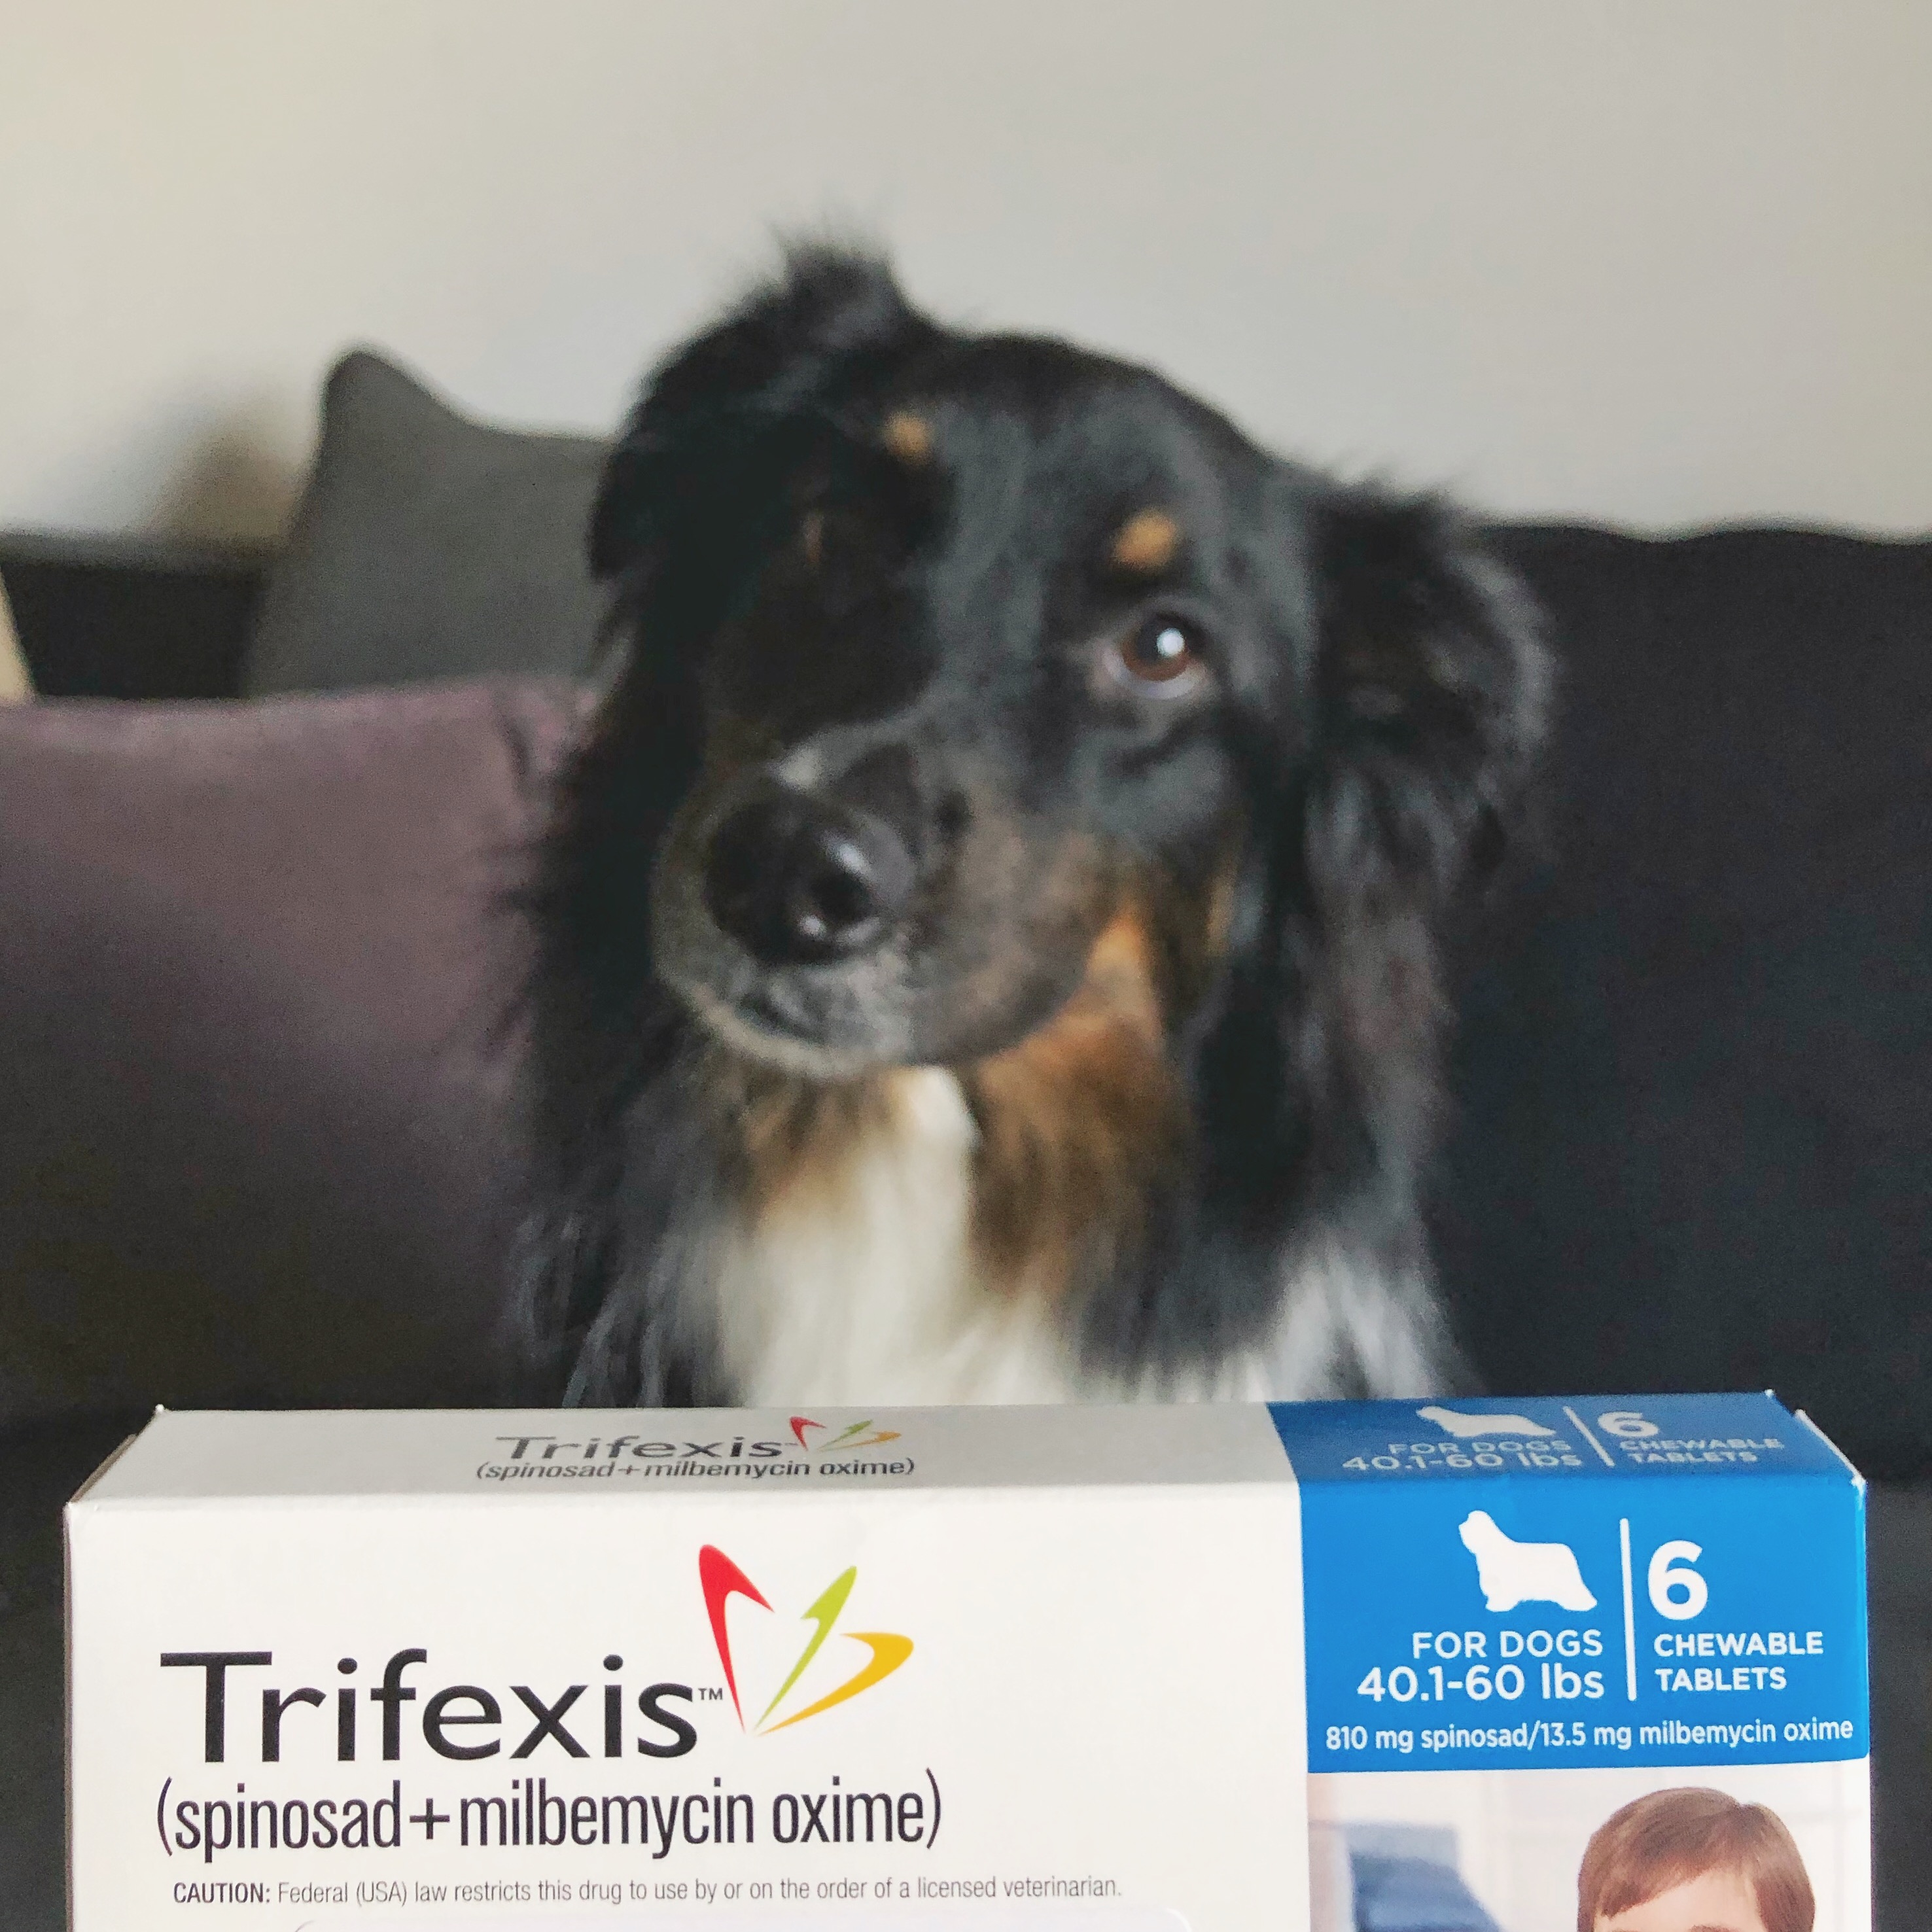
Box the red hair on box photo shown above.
[1577,1786,1814,1932]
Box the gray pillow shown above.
[245,349,612,692]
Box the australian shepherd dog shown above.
[516,243,1546,1411]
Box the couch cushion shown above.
[1443,525,1932,1480]
[244,350,610,692]
[0,678,582,1423]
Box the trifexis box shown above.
[68,1407,1306,1932]
[66,1396,1870,1932]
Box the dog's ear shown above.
[1302,487,1547,921]
[588,243,937,593]
[1189,487,1546,1265]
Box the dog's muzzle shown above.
[703,780,916,966]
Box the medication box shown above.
[67,1406,1305,1931]
[66,1394,1869,1930]
[1270,1395,1869,1932]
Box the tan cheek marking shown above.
[716,1051,896,1217]
[966,900,1184,1300]
[799,509,824,567]
[881,411,932,465]
[1111,508,1180,573]
[1204,849,1241,960]
[1077,906,1166,1043]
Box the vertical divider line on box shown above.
[1619,1517,1638,1702]
[1563,1405,1615,1467]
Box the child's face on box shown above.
[1597,1867,1767,1932]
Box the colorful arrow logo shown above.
[789,1415,903,1452]
[698,1545,913,1734]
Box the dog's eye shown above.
[1108,614,1206,694]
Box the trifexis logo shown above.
[788,1415,902,1452]
[478,1414,915,1486]
[699,1547,913,1736]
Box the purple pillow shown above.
[0,678,582,1424]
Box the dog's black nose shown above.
[706,788,914,965]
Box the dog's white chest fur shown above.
[713,1068,1083,1405]
[708,1066,1447,1407]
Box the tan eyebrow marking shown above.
[799,510,824,566]
[1111,508,1181,573]
[881,410,933,465]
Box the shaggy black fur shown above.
[517,243,1547,1407]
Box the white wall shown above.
[3,0,1928,544]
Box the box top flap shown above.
[68,1403,1295,1504]
[1267,1392,1860,1484]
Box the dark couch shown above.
[2,352,1927,1927]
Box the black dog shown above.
[518,243,1545,1409]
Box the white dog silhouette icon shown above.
[1418,1405,1557,1439]
[1458,1510,1598,1612]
